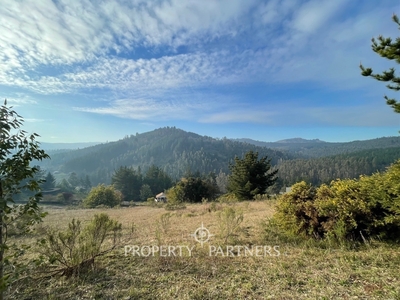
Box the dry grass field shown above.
[7,201,400,299]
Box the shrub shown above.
[274,161,400,242]
[217,192,239,204]
[83,184,123,208]
[274,181,323,238]
[253,193,270,201]
[39,213,122,277]
[217,206,244,244]
[164,202,186,211]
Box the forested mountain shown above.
[37,127,290,185]
[234,136,400,158]
[36,127,400,191]
[276,146,400,188]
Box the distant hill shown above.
[276,146,400,187]
[35,128,400,191]
[233,136,400,158]
[37,127,291,185]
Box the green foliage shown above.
[274,181,321,238]
[41,172,56,190]
[139,184,153,201]
[277,146,400,187]
[68,172,80,189]
[217,192,239,204]
[112,166,142,201]
[228,150,278,200]
[168,175,218,203]
[84,184,123,208]
[111,165,173,202]
[166,185,184,203]
[6,206,47,237]
[39,127,289,185]
[164,202,186,211]
[163,190,186,210]
[239,136,400,158]
[274,160,400,242]
[143,165,173,195]
[0,100,49,292]
[217,206,244,244]
[39,213,122,277]
[253,193,270,201]
[360,14,400,113]
[37,127,400,193]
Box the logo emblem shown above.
[191,223,213,247]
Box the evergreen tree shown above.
[228,150,278,200]
[139,184,153,201]
[360,14,400,113]
[58,178,72,192]
[42,171,56,190]
[83,175,92,190]
[111,166,142,201]
[68,172,80,189]
[143,165,172,194]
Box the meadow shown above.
[8,201,400,300]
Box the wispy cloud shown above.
[24,118,46,123]
[2,0,397,96]
[1,0,398,136]
[74,96,217,121]
[4,94,37,106]
[291,0,348,34]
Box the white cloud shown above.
[291,0,347,34]
[0,0,254,71]
[0,0,398,118]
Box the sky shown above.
[1,0,400,143]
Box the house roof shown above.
[156,192,166,198]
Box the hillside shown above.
[38,127,291,185]
[234,136,400,158]
[36,128,400,190]
[276,146,400,187]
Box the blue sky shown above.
[1,0,399,143]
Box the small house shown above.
[155,192,167,203]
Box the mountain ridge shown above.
[35,127,400,191]
[233,136,400,158]
[37,127,291,184]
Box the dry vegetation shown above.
[7,201,400,299]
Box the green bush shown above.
[274,160,400,242]
[274,181,322,238]
[217,192,239,204]
[83,184,123,208]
